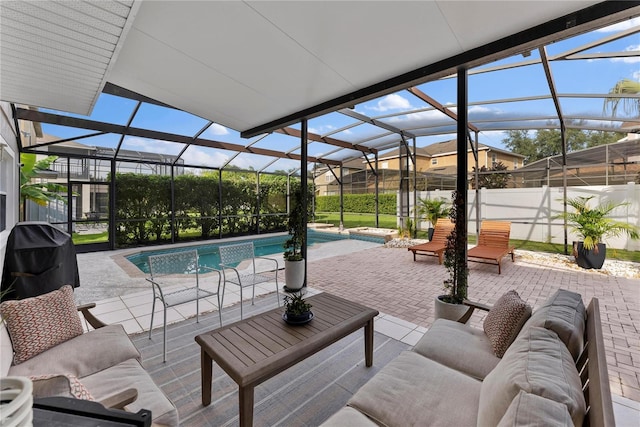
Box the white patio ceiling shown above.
[3,1,640,171]
[1,0,610,132]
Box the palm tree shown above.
[416,197,450,227]
[20,153,67,216]
[603,78,640,117]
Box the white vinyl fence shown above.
[405,183,640,251]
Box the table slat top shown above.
[195,292,378,386]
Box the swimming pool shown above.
[126,230,385,274]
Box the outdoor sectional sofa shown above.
[0,285,178,426]
[322,289,614,427]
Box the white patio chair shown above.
[218,241,280,319]
[146,249,222,362]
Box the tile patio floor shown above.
[76,238,640,425]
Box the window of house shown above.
[513,159,518,169]
[431,158,438,165]
[325,172,331,182]
[381,162,388,169]
[491,153,497,165]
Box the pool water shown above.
[126,230,384,274]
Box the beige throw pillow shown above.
[483,290,532,357]
[0,285,83,364]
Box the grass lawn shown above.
[314,212,397,229]
[72,232,108,245]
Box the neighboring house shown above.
[22,134,186,225]
[514,136,640,188]
[314,139,524,195]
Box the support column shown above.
[301,119,308,287]
[457,67,468,265]
[170,165,175,243]
[339,166,344,230]
[375,153,379,228]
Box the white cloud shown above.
[182,148,229,168]
[123,136,230,168]
[633,71,640,80]
[387,109,443,126]
[367,94,412,112]
[609,44,640,63]
[124,137,182,155]
[309,124,335,135]
[207,123,229,136]
[596,17,640,33]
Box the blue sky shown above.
[41,18,640,173]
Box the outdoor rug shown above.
[130,292,409,427]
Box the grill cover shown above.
[1,222,80,301]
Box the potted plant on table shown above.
[416,196,451,241]
[434,191,470,321]
[557,196,639,269]
[283,188,306,291]
[282,290,313,324]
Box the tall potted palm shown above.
[283,188,305,291]
[557,196,639,269]
[434,191,469,321]
[416,196,450,240]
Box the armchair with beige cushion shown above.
[0,285,179,426]
[322,289,614,427]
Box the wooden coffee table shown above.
[195,292,379,427]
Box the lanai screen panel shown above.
[130,103,210,137]
[180,146,229,169]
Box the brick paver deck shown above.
[307,246,640,402]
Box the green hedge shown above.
[315,194,396,215]
[114,172,308,246]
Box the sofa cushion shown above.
[8,324,140,378]
[412,318,500,380]
[30,374,94,401]
[521,289,586,360]
[348,351,481,427]
[1,322,13,377]
[478,327,586,427]
[321,406,378,426]
[497,390,572,427]
[483,290,532,357]
[0,285,83,364]
[80,358,179,427]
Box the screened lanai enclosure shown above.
[2,1,640,252]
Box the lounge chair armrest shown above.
[77,303,107,329]
[98,388,138,409]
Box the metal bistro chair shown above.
[146,249,222,362]
[218,241,280,319]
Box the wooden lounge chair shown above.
[408,218,454,263]
[467,220,515,274]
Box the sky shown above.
[40,17,640,173]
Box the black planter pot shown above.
[573,242,606,269]
[428,227,435,241]
[283,311,314,325]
